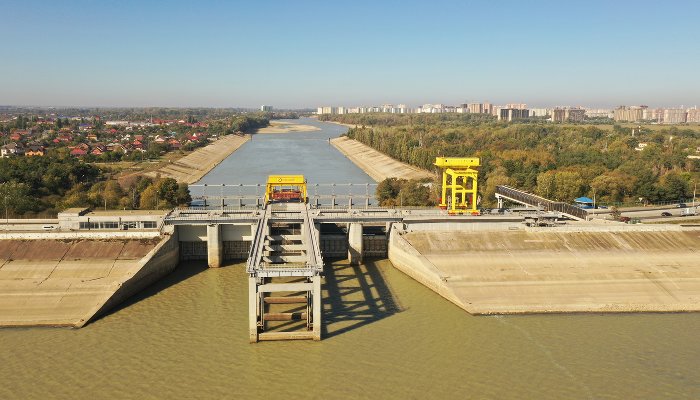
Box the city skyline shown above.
[2,0,700,108]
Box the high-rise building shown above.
[550,107,585,122]
[506,103,527,110]
[529,108,549,117]
[260,105,273,112]
[498,108,530,121]
[663,108,687,124]
[643,108,664,123]
[687,108,700,123]
[614,106,648,122]
[468,103,483,114]
[585,109,613,119]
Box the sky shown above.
[1,0,699,109]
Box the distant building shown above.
[0,142,24,157]
[317,106,337,115]
[687,108,700,123]
[25,145,45,157]
[529,108,549,117]
[506,103,527,110]
[551,107,585,122]
[468,103,484,114]
[585,108,613,119]
[498,108,530,121]
[663,108,687,124]
[643,108,664,123]
[614,105,648,122]
[260,105,273,112]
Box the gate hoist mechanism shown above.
[434,157,480,214]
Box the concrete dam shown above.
[1,201,699,341]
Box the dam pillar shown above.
[207,224,223,268]
[348,223,363,265]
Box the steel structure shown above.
[264,175,308,205]
[434,157,480,214]
[246,203,324,342]
[495,185,588,221]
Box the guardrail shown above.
[188,183,379,208]
[495,185,589,220]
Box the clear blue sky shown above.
[1,0,699,108]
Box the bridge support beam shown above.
[348,223,363,265]
[207,224,222,268]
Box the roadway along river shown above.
[1,119,699,399]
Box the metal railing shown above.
[495,185,589,220]
[188,183,379,208]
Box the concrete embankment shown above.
[331,136,434,182]
[146,134,250,184]
[388,223,700,314]
[0,234,179,327]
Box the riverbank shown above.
[255,120,321,134]
[145,134,250,184]
[389,223,700,314]
[331,136,434,182]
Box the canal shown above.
[1,119,698,399]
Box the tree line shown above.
[0,154,191,217]
[324,114,700,207]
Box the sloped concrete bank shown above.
[0,233,179,328]
[388,223,700,314]
[331,136,434,182]
[145,133,250,184]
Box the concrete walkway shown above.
[389,225,700,314]
[331,136,434,182]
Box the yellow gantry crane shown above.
[434,157,480,214]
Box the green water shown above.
[1,259,698,399]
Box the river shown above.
[1,118,699,399]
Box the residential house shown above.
[1,142,24,157]
[90,143,107,156]
[25,145,46,157]
[168,138,181,150]
[70,147,88,157]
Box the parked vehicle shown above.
[680,208,697,217]
[619,216,631,223]
[677,203,688,208]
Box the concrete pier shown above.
[207,224,222,268]
[348,223,363,265]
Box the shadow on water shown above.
[95,260,213,322]
[322,258,402,338]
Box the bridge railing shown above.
[188,183,379,208]
[495,185,589,220]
